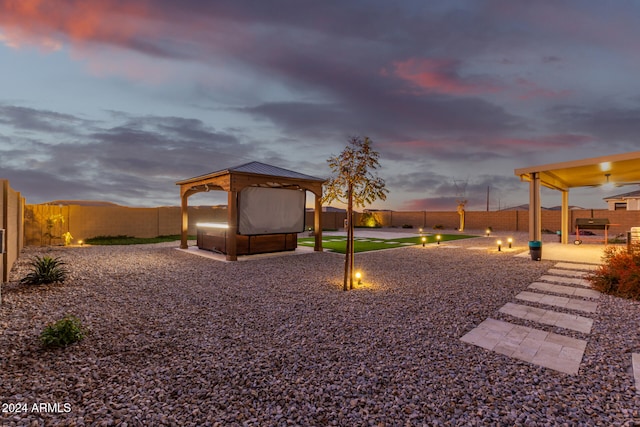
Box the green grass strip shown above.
[297,234,474,254]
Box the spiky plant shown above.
[20,256,69,285]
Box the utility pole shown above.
[486,186,490,212]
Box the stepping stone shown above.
[399,243,415,246]
[515,291,598,313]
[384,241,399,244]
[499,302,593,333]
[460,318,587,375]
[547,268,588,278]
[370,240,384,243]
[539,275,592,288]
[633,353,640,394]
[528,282,601,299]
[554,262,598,271]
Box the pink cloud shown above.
[387,58,502,95]
[0,0,152,48]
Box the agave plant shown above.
[20,256,69,285]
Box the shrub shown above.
[40,315,85,348]
[587,244,640,300]
[359,212,382,228]
[20,256,69,285]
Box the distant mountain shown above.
[500,204,585,211]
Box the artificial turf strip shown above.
[297,234,475,254]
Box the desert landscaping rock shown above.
[1,236,639,425]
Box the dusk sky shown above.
[2,0,640,210]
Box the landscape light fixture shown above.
[422,236,426,247]
[78,240,84,246]
[436,234,441,245]
[485,228,491,237]
[507,237,513,249]
[497,240,502,252]
[355,271,362,285]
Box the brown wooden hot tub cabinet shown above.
[196,226,297,255]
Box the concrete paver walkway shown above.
[460,318,587,375]
[461,261,599,375]
[528,282,601,299]
[538,275,592,287]
[514,291,598,313]
[498,302,593,334]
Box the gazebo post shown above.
[227,190,238,261]
[180,189,189,249]
[314,190,323,252]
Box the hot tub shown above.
[196,223,297,255]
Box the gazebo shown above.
[176,161,325,261]
[515,151,640,244]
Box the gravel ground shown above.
[1,234,639,426]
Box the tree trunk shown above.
[343,183,353,291]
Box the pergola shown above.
[176,161,325,260]
[515,151,640,244]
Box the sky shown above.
[1,0,640,211]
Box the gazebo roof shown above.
[176,161,325,186]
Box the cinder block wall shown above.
[24,204,228,246]
[23,204,640,246]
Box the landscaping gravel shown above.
[1,234,639,425]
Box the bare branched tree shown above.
[323,136,388,291]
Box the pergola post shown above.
[180,190,189,249]
[529,172,542,242]
[227,190,238,261]
[561,190,569,244]
[314,191,323,252]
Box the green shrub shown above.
[20,256,68,285]
[40,315,85,348]
[359,212,382,228]
[587,244,640,300]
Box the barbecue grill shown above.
[574,218,611,244]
